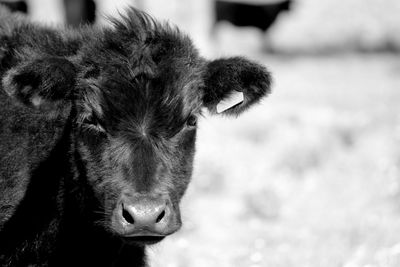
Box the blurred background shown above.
[2,0,400,266]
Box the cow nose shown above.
[115,196,176,237]
[122,199,166,228]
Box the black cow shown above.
[215,0,292,32]
[0,1,27,14]
[63,0,96,27]
[0,7,272,267]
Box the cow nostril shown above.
[122,205,135,224]
[156,210,165,223]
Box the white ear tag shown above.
[216,91,244,113]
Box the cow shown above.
[214,0,292,32]
[64,0,96,27]
[0,1,27,14]
[0,6,272,267]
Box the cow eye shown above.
[81,114,106,133]
[186,115,197,127]
[82,114,97,125]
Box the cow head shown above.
[73,9,271,245]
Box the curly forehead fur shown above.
[78,9,204,138]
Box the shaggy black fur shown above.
[0,6,272,267]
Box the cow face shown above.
[75,48,202,245]
[1,8,271,246]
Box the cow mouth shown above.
[122,235,165,245]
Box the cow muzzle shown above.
[112,193,180,245]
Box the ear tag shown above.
[216,91,244,113]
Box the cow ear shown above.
[2,57,76,110]
[202,57,272,115]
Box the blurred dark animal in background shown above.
[0,0,27,13]
[0,0,96,26]
[64,0,96,27]
[214,0,292,33]
[0,6,271,267]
